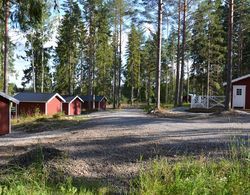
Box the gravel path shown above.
[0,109,249,189]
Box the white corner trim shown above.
[69,96,84,104]
[47,93,66,103]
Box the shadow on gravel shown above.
[54,132,249,165]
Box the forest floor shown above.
[0,109,249,191]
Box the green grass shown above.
[0,146,109,195]
[1,144,249,195]
[12,114,88,133]
[131,152,250,195]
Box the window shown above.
[236,89,242,96]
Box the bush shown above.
[53,112,65,119]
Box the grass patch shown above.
[0,146,109,195]
[12,115,88,133]
[131,147,250,195]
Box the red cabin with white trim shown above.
[0,92,19,136]
[62,96,84,115]
[14,92,66,116]
[223,74,250,109]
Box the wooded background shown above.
[0,0,249,109]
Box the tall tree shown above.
[54,1,86,95]
[125,24,142,105]
[178,0,187,106]
[174,0,181,106]
[156,0,163,109]
[225,0,234,110]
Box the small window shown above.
[236,89,242,96]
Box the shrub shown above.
[53,112,65,119]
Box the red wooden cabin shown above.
[62,96,84,115]
[80,95,107,111]
[223,74,250,109]
[14,92,66,116]
[0,92,19,136]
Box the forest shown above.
[0,0,250,110]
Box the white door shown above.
[233,85,246,108]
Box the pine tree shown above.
[54,1,86,95]
[125,24,142,105]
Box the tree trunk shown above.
[3,0,9,93]
[174,0,181,106]
[225,0,234,111]
[118,18,122,108]
[131,86,134,106]
[238,23,243,77]
[156,0,163,109]
[178,0,187,106]
[207,38,210,108]
[41,48,44,93]
[31,37,36,93]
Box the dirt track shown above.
[0,109,249,189]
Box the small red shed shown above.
[14,92,66,116]
[62,96,84,115]
[80,95,107,111]
[0,92,19,136]
[223,74,250,109]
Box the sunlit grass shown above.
[131,144,250,195]
[12,113,88,133]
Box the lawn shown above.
[12,113,88,133]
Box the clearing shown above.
[0,109,249,190]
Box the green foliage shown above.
[190,0,226,96]
[54,1,86,95]
[52,111,65,119]
[0,149,104,195]
[131,154,250,195]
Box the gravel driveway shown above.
[0,109,249,189]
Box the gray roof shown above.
[14,92,65,103]
[79,95,107,102]
[62,95,84,103]
[0,92,19,104]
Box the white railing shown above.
[191,96,225,109]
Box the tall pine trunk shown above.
[118,19,122,108]
[174,0,181,106]
[31,37,36,93]
[225,0,234,110]
[3,0,9,93]
[156,0,163,109]
[178,0,187,106]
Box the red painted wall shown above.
[82,100,106,111]
[100,100,106,110]
[47,96,63,115]
[18,102,45,116]
[62,103,69,115]
[233,78,250,109]
[70,98,82,115]
[0,96,10,135]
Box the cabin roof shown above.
[79,95,107,102]
[223,74,250,86]
[62,95,84,104]
[14,92,66,103]
[0,92,19,104]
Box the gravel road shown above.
[0,109,249,189]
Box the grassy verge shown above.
[0,146,109,195]
[12,114,88,133]
[131,147,250,195]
